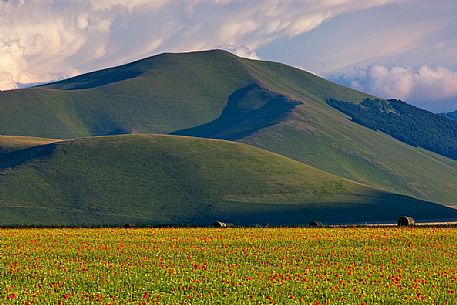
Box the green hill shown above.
[1,50,457,207]
[1,134,455,226]
[230,58,457,206]
[0,51,254,138]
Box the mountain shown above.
[1,134,455,226]
[1,50,457,207]
[0,51,255,138]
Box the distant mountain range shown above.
[1,50,457,226]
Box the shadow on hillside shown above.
[0,144,56,170]
[172,84,301,140]
[213,193,457,226]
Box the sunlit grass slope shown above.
[1,134,455,226]
[0,136,60,153]
[236,58,457,206]
[0,51,254,138]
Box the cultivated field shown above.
[1,228,456,304]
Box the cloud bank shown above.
[0,0,398,90]
[367,65,457,102]
[331,65,457,111]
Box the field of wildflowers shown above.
[1,228,456,304]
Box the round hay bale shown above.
[309,221,323,227]
[397,216,415,227]
[213,221,227,228]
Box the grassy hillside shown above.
[233,58,457,206]
[173,84,301,140]
[2,134,456,226]
[0,136,59,153]
[0,51,254,138]
[1,50,457,206]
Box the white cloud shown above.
[412,66,457,100]
[0,0,399,90]
[222,45,260,59]
[89,0,170,12]
[0,0,116,89]
[330,64,457,110]
[365,65,457,101]
[365,65,414,99]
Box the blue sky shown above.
[1,0,456,111]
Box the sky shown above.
[1,0,456,112]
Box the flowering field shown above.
[1,228,456,304]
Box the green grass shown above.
[1,134,455,226]
[1,50,457,207]
[0,135,60,153]
[0,51,254,138]
[236,58,457,206]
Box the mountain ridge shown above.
[1,50,457,207]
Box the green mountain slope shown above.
[1,50,457,206]
[1,134,455,226]
[327,99,457,160]
[0,136,59,153]
[172,84,301,139]
[0,51,254,138]
[232,59,457,206]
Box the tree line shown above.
[327,98,457,161]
